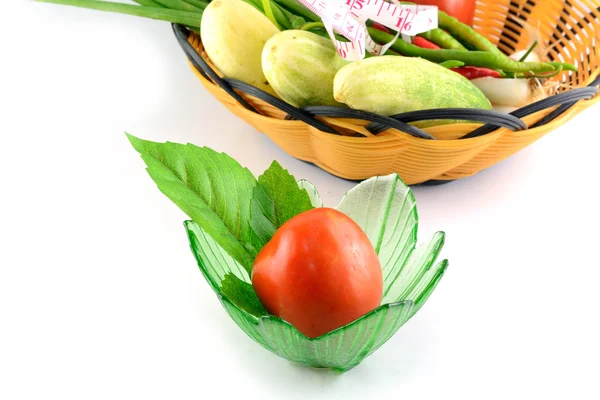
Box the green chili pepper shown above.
[246,0,292,29]
[273,0,320,23]
[547,62,575,71]
[289,15,307,28]
[504,40,538,78]
[436,11,576,72]
[267,1,297,30]
[437,11,503,55]
[300,21,325,31]
[367,28,563,73]
[517,65,564,79]
[262,0,284,30]
[419,28,466,51]
[439,60,465,69]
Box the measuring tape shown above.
[297,0,438,61]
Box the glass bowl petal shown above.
[218,294,414,372]
[335,174,419,296]
[184,173,448,371]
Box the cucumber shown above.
[333,55,492,126]
[261,30,349,107]
[201,0,279,94]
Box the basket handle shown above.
[172,24,438,140]
[365,108,528,134]
[289,106,436,140]
[172,24,345,136]
[462,81,599,139]
[221,79,343,135]
[172,24,260,114]
[172,23,599,142]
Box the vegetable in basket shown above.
[261,30,349,107]
[36,0,576,77]
[333,55,491,125]
[405,34,503,80]
[367,26,568,74]
[36,0,578,118]
[471,77,547,109]
[201,0,279,94]
[469,47,550,109]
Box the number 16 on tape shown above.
[298,0,439,61]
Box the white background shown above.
[2,1,599,399]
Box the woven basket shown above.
[173,0,600,185]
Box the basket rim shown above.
[171,24,599,143]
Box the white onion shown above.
[471,77,546,108]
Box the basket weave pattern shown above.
[179,0,600,185]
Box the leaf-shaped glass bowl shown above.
[184,174,448,372]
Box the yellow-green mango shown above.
[201,0,279,94]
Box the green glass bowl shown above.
[184,174,448,372]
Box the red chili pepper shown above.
[411,36,441,50]
[371,22,391,34]
[450,66,502,79]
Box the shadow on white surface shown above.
[2,2,599,399]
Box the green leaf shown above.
[249,161,314,246]
[221,274,268,317]
[127,134,258,273]
[250,186,278,245]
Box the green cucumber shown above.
[261,30,349,107]
[333,55,492,126]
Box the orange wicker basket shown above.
[173,0,600,185]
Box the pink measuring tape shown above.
[297,0,439,61]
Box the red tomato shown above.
[414,0,476,26]
[251,207,383,338]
